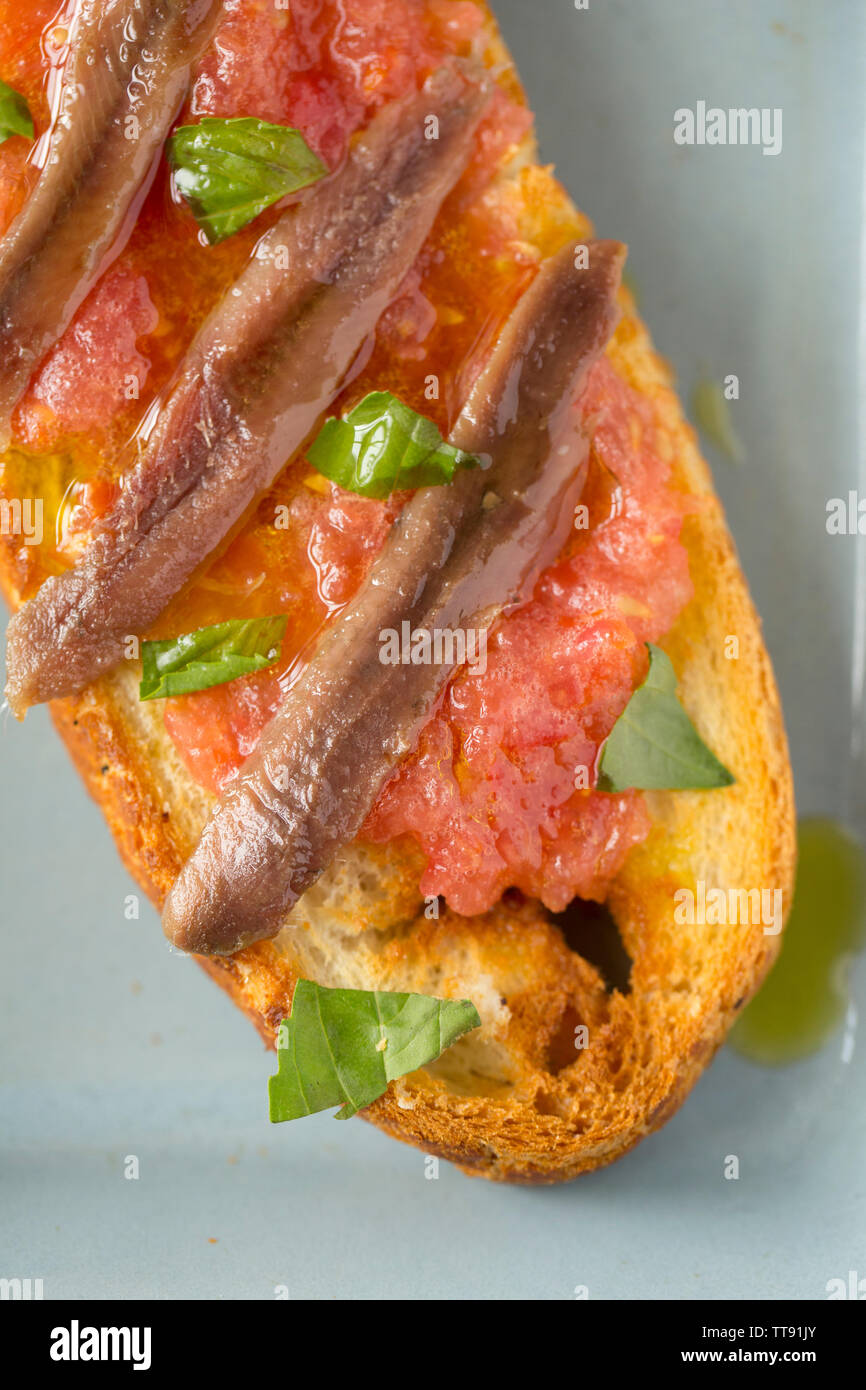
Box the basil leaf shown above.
[269,979,481,1121]
[167,116,327,244]
[0,79,33,145]
[139,615,287,700]
[597,643,735,791]
[307,391,484,499]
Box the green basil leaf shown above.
[269,979,481,1122]
[167,116,327,244]
[0,79,33,145]
[139,615,287,701]
[307,391,484,499]
[597,643,735,792]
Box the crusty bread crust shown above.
[0,8,795,1182]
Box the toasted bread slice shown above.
[0,6,794,1182]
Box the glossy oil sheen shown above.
[690,377,744,465]
[730,818,866,1065]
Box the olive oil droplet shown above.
[691,377,744,465]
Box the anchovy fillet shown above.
[4,64,490,715]
[162,239,626,955]
[0,0,224,436]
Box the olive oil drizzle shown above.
[691,376,744,465]
[730,818,866,1065]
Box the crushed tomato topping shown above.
[0,0,696,915]
[364,361,694,912]
[164,362,696,915]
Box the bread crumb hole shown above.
[549,898,632,994]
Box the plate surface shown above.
[1,0,863,1300]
